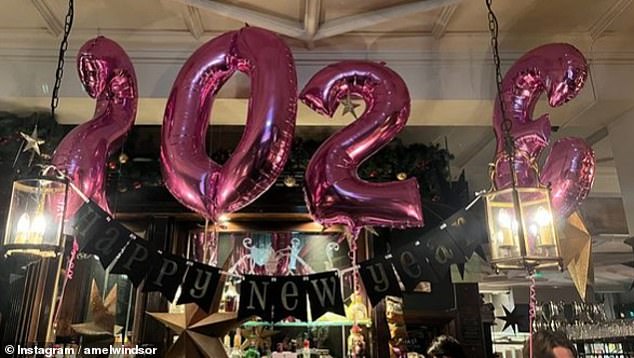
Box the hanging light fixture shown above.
[483,0,562,273]
[3,0,74,258]
[2,173,69,257]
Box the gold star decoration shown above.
[72,280,121,337]
[19,126,46,162]
[240,326,278,352]
[559,211,593,301]
[340,93,360,118]
[148,305,245,358]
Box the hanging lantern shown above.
[484,185,562,272]
[2,176,69,257]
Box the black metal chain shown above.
[486,0,520,194]
[50,0,75,120]
[485,0,514,155]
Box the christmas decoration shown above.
[148,304,245,358]
[19,126,45,159]
[71,280,121,337]
[497,305,527,334]
[240,326,278,352]
[559,212,593,301]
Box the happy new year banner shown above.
[72,201,346,321]
[359,197,488,307]
[72,196,487,318]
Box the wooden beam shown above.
[454,132,494,170]
[313,0,462,41]
[304,0,322,47]
[585,127,609,145]
[182,5,205,40]
[30,0,63,37]
[171,0,305,40]
[431,4,458,39]
[588,0,632,40]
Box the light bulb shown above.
[497,210,514,229]
[534,206,552,226]
[31,214,47,234]
[16,213,30,234]
[225,283,238,298]
[529,224,538,236]
[218,214,230,223]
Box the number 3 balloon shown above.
[161,27,297,222]
[300,61,423,232]
[492,43,595,218]
[52,36,138,218]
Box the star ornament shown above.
[340,93,361,118]
[72,280,121,337]
[559,212,593,301]
[497,305,526,334]
[240,326,278,351]
[148,304,246,358]
[20,126,45,156]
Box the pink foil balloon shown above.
[300,61,423,231]
[52,36,137,217]
[493,43,588,189]
[161,27,297,221]
[491,43,595,218]
[540,138,595,219]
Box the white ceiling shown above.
[1,0,634,292]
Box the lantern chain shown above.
[485,0,515,159]
[50,0,75,120]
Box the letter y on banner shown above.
[359,257,402,307]
[177,261,221,313]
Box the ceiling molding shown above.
[588,0,632,40]
[29,0,63,37]
[431,4,459,39]
[182,5,205,40]
[0,28,606,63]
[171,0,305,39]
[312,0,462,41]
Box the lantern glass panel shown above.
[2,178,68,256]
[484,187,561,271]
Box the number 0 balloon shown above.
[161,27,297,221]
[300,61,423,231]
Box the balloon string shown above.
[53,238,79,327]
[204,219,209,263]
[347,228,361,327]
[529,272,537,358]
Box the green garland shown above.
[109,136,454,202]
[0,112,456,203]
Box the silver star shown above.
[20,126,45,156]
